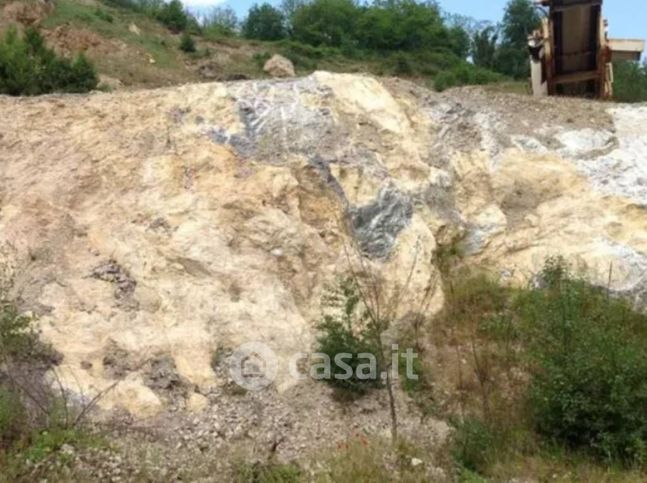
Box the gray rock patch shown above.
[350,186,413,259]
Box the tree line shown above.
[204,0,541,80]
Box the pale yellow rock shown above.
[187,393,208,412]
[263,54,295,78]
[1,73,646,416]
[128,22,141,36]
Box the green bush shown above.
[0,386,27,449]
[434,62,503,92]
[0,297,41,361]
[0,27,98,96]
[613,61,647,103]
[179,31,196,53]
[520,258,647,465]
[451,417,497,474]
[434,70,458,92]
[315,278,383,396]
[156,0,188,33]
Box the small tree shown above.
[242,3,286,41]
[179,31,196,52]
[316,278,384,396]
[204,6,239,37]
[291,0,358,47]
[157,0,188,33]
[472,26,499,70]
[497,0,539,78]
[0,27,98,96]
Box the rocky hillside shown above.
[2,72,647,478]
[0,0,435,91]
[0,0,273,88]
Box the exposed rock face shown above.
[263,54,296,78]
[1,72,646,415]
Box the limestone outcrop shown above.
[1,72,646,415]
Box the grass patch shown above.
[314,436,430,483]
[42,0,181,70]
[233,460,302,483]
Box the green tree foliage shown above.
[501,0,538,47]
[291,0,358,47]
[447,25,470,59]
[613,60,647,103]
[203,6,239,37]
[520,258,647,465]
[356,0,449,52]
[280,0,306,34]
[156,0,189,33]
[434,62,503,91]
[472,26,499,70]
[0,27,98,96]
[242,3,286,41]
[497,0,539,78]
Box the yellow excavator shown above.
[528,0,644,99]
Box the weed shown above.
[233,460,301,483]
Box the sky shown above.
[186,0,646,41]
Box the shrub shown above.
[0,298,44,449]
[315,278,383,396]
[433,70,456,92]
[520,258,647,465]
[179,31,196,53]
[0,386,27,449]
[434,63,503,92]
[451,416,497,474]
[0,27,98,96]
[0,298,42,361]
[0,295,105,477]
[156,0,188,33]
[233,460,301,483]
[613,60,647,103]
